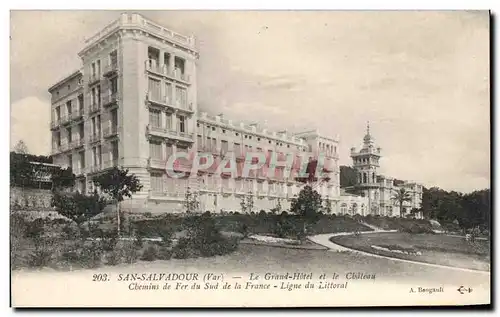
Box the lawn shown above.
[331,232,490,272]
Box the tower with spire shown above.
[350,122,382,215]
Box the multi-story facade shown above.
[49,13,341,214]
[343,124,424,218]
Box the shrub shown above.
[258,210,267,217]
[100,230,119,252]
[79,241,104,269]
[51,191,107,225]
[173,214,239,259]
[156,245,173,260]
[399,222,434,234]
[118,241,140,264]
[141,244,159,261]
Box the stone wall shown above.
[10,187,54,211]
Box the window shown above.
[177,115,186,133]
[111,140,119,162]
[148,78,161,100]
[150,173,163,192]
[96,85,101,106]
[149,109,161,128]
[79,151,85,168]
[197,135,202,149]
[165,83,172,101]
[165,113,172,130]
[110,77,118,94]
[67,127,72,142]
[341,203,347,214]
[109,50,118,68]
[55,107,61,121]
[96,60,101,77]
[67,154,73,170]
[175,86,187,108]
[78,94,84,113]
[91,62,96,77]
[96,115,101,136]
[149,140,162,159]
[66,100,72,116]
[221,140,228,154]
[78,123,84,140]
[54,131,61,146]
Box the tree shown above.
[290,185,322,233]
[52,191,107,225]
[323,195,332,214]
[240,192,254,214]
[392,188,412,218]
[340,165,358,188]
[10,151,34,188]
[92,167,143,235]
[184,186,200,214]
[14,140,29,154]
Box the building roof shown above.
[48,69,83,93]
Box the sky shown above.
[10,10,490,193]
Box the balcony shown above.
[89,102,101,114]
[102,92,119,107]
[88,73,101,86]
[148,158,167,170]
[103,125,119,139]
[146,92,170,107]
[146,92,194,115]
[146,125,194,143]
[145,61,191,85]
[103,62,119,77]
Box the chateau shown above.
[342,123,424,218]
[48,13,421,216]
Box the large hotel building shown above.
[48,13,421,216]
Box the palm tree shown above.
[392,188,412,218]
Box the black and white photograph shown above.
[9,10,491,307]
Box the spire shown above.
[363,121,374,147]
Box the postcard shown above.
[10,10,491,307]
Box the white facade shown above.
[48,13,341,214]
[348,124,424,218]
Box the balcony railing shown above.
[148,158,167,170]
[146,92,169,106]
[103,62,119,77]
[145,61,191,84]
[102,92,119,107]
[146,125,194,142]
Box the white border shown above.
[3,1,497,315]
